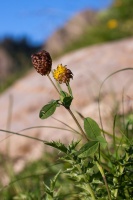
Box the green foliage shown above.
[84,117,107,147]
[43,170,61,200]
[105,146,133,199]
[0,37,40,93]
[1,66,133,199]
[84,117,101,140]
[44,141,68,154]
[76,141,99,158]
[13,193,37,200]
[39,100,60,119]
[39,90,73,120]
[60,91,73,109]
[35,66,133,199]
[61,0,133,55]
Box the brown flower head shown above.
[31,50,52,75]
[53,64,73,84]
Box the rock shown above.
[44,10,98,56]
[0,37,133,172]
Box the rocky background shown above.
[0,37,133,174]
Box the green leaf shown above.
[60,91,69,98]
[96,136,107,148]
[76,141,99,158]
[68,140,80,151]
[50,170,61,190]
[84,117,101,140]
[60,91,69,103]
[39,100,59,119]
[62,96,73,108]
[60,90,73,108]
[44,141,68,153]
[84,118,107,147]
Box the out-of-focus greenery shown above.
[0,152,78,200]
[0,38,40,93]
[63,0,133,54]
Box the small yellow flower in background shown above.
[107,19,118,29]
[53,64,73,84]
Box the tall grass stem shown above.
[96,161,111,200]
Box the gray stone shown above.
[0,38,133,170]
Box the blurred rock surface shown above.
[44,10,98,56]
[0,37,133,172]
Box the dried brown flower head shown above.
[31,50,52,75]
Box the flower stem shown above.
[47,74,60,94]
[67,108,88,140]
[47,74,87,140]
[67,83,73,97]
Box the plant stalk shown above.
[47,74,60,94]
[47,74,86,139]
[96,161,111,200]
[67,82,73,97]
[67,108,88,140]
[0,129,45,143]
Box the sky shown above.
[0,0,112,45]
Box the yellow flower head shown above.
[107,19,118,29]
[53,64,73,84]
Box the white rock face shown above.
[0,38,133,165]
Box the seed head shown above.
[53,64,73,84]
[31,50,52,75]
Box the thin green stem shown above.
[67,108,88,140]
[47,74,60,94]
[47,74,86,140]
[67,83,73,97]
[52,117,82,135]
[0,129,45,143]
[96,161,111,200]
[47,72,86,140]
[113,114,117,158]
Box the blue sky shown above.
[0,0,112,45]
